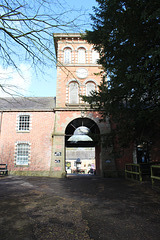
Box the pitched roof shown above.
[0,97,56,111]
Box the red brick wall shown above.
[115,147,134,171]
[151,143,160,163]
[0,111,54,172]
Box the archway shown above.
[65,118,100,175]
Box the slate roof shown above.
[0,97,56,111]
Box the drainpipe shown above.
[0,111,3,135]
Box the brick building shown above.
[0,97,55,176]
[0,33,117,177]
[1,33,158,177]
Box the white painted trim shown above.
[66,79,82,86]
[76,45,87,51]
[84,79,98,85]
[61,45,74,51]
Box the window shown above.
[18,115,30,131]
[16,143,30,165]
[64,48,72,63]
[86,82,95,96]
[92,50,99,64]
[69,82,79,104]
[78,48,86,63]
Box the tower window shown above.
[86,82,96,96]
[64,48,72,64]
[92,50,99,64]
[69,82,79,104]
[78,48,86,63]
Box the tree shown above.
[83,0,160,149]
[0,0,86,96]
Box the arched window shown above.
[92,50,99,64]
[86,82,96,96]
[78,48,86,63]
[64,48,72,63]
[69,82,79,104]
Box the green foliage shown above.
[84,0,160,147]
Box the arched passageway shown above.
[65,118,101,175]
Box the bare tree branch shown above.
[0,0,89,96]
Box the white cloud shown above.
[0,64,32,97]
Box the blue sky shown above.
[0,0,97,98]
[27,0,97,97]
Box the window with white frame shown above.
[18,115,30,131]
[78,48,86,63]
[16,143,30,165]
[69,82,79,104]
[92,50,99,64]
[64,48,72,64]
[86,82,96,96]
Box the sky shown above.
[0,0,98,98]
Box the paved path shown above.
[0,175,160,240]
